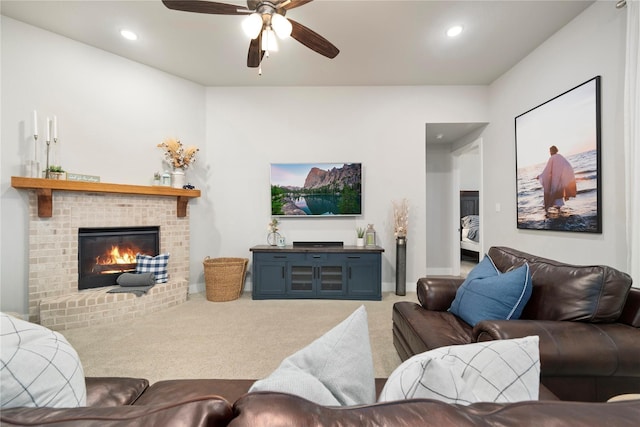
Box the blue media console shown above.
[250,245,384,300]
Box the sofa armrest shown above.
[473,320,640,377]
[0,396,233,427]
[619,287,640,327]
[85,377,149,407]
[416,276,464,311]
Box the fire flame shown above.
[96,245,138,265]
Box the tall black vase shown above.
[395,236,407,296]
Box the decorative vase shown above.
[395,236,407,296]
[356,237,365,247]
[171,168,186,189]
[267,231,281,246]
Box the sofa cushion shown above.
[488,246,633,322]
[0,396,234,426]
[135,253,169,284]
[249,305,375,406]
[0,313,86,409]
[449,256,532,326]
[379,336,540,405]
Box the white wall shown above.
[483,2,628,270]
[425,144,454,274]
[205,86,489,292]
[1,17,206,315]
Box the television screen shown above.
[270,163,362,216]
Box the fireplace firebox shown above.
[78,226,159,290]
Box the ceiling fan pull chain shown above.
[258,49,270,76]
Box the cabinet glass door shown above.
[318,265,344,293]
[290,265,313,292]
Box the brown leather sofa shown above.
[2,377,639,426]
[393,246,640,402]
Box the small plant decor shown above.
[47,165,65,173]
[356,227,365,238]
[44,165,66,180]
[157,138,199,170]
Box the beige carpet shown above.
[62,292,416,385]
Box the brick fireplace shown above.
[25,189,193,330]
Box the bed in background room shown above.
[460,191,480,261]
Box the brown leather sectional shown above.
[393,246,640,402]
[2,377,639,426]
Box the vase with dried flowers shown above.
[157,138,199,188]
[267,218,281,246]
[393,198,409,238]
[392,198,409,296]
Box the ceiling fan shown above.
[161,0,339,69]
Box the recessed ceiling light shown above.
[446,25,463,38]
[120,29,138,41]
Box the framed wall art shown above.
[515,76,601,233]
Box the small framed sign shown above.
[66,173,101,183]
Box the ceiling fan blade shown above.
[247,36,264,68]
[288,18,339,59]
[281,0,314,11]
[161,0,250,15]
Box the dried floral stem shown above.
[268,218,279,233]
[157,138,199,170]
[393,198,409,238]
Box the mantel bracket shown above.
[35,188,53,218]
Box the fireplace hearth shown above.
[78,226,159,290]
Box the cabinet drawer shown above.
[254,253,299,262]
[344,253,379,262]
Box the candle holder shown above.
[44,137,59,179]
[45,140,51,178]
[30,133,41,178]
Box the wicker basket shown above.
[203,257,248,302]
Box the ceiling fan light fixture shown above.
[271,14,292,39]
[242,13,263,39]
[261,28,278,52]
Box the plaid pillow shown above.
[1,313,86,408]
[379,336,540,405]
[135,253,170,284]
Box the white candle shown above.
[52,115,58,140]
[33,110,38,136]
[46,117,51,142]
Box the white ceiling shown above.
[1,0,594,87]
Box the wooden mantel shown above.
[11,176,201,218]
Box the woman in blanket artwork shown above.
[536,145,577,213]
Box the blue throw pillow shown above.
[449,255,532,326]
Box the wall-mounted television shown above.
[270,163,362,216]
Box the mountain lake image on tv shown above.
[270,163,362,216]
